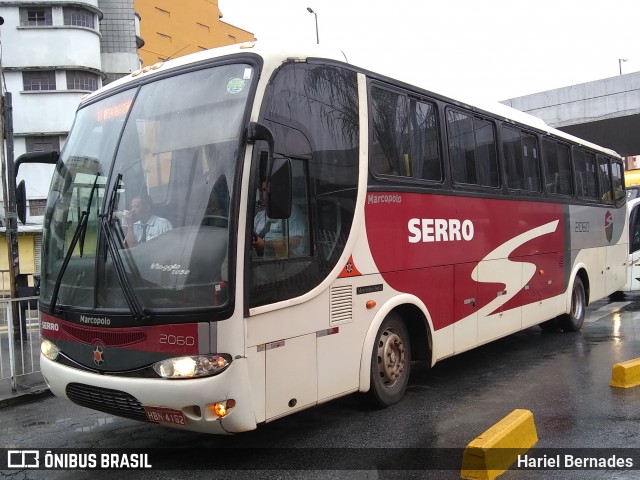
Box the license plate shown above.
[144,406,186,426]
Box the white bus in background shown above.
[621,197,640,293]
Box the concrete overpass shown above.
[502,71,640,157]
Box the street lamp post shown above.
[619,58,628,75]
[307,7,319,44]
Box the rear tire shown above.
[369,313,411,407]
[558,277,586,332]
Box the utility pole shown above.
[0,91,19,301]
[0,13,18,300]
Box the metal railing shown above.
[0,296,41,391]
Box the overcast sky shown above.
[219,0,640,103]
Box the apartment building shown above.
[135,0,254,66]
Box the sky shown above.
[219,0,640,103]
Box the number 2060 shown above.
[159,334,195,346]
[575,221,590,233]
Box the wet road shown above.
[3,295,640,479]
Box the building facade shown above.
[99,0,143,84]
[0,0,107,279]
[0,1,104,202]
[0,0,253,280]
[135,0,254,66]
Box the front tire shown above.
[558,276,586,332]
[369,313,411,407]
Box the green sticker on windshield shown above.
[227,78,246,94]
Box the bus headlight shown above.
[153,354,232,379]
[41,339,60,361]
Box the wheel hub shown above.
[377,330,405,387]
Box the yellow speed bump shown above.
[461,409,538,480]
[610,358,640,388]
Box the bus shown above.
[620,197,640,293]
[24,42,627,434]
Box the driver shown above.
[124,193,172,246]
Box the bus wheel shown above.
[558,277,586,332]
[369,313,411,407]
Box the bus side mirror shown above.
[246,122,274,163]
[16,180,26,225]
[14,150,59,225]
[15,150,59,176]
[267,157,292,219]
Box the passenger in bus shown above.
[262,207,308,259]
[252,180,308,259]
[124,193,173,247]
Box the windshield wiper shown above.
[99,173,149,321]
[100,200,150,322]
[106,173,122,222]
[79,173,100,257]
[50,173,100,314]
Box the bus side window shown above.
[611,160,625,204]
[370,87,408,177]
[543,139,572,196]
[597,156,613,204]
[447,109,499,188]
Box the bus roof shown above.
[85,42,619,159]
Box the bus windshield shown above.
[41,63,255,316]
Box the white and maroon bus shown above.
[27,43,626,434]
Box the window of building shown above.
[26,135,60,153]
[155,7,170,17]
[29,199,47,216]
[447,109,499,187]
[66,71,98,91]
[157,32,172,41]
[502,125,540,192]
[63,7,95,29]
[19,7,53,26]
[542,139,572,196]
[23,71,56,91]
[370,86,442,181]
[197,22,210,31]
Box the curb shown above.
[461,409,538,480]
[610,357,640,388]
[0,385,52,409]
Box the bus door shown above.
[246,62,360,420]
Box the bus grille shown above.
[61,324,146,347]
[331,285,353,324]
[66,383,149,423]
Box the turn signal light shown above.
[208,399,236,418]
